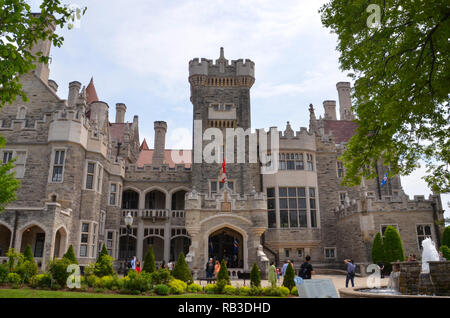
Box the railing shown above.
[121,209,182,220]
[171,210,185,218]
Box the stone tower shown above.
[152,121,167,165]
[336,82,354,121]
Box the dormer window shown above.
[17,107,27,119]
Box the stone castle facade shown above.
[0,34,445,277]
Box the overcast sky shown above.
[30,0,448,217]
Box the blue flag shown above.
[233,237,239,254]
[381,172,388,188]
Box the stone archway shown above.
[208,227,244,268]
[53,227,67,258]
[0,224,12,257]
[20,225,46,258]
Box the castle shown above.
[0,30,445,278]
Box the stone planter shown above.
[429,261,450,296]
[394,261,421,295]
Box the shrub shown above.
[249,286,263,296]
[371,232,385,265]
[23,244,34,263]
[383,226,405,272]
[94,254,115,278]
[7,272,21,285]
[97,244,109,262]
[291,286,298,296]
[143,246,156,273]
[47,258,72,286]
[282,263,295,290]
[262,287,282,297]
[0,263,9,283]
[440,245,450,260]
[278,286,290,297]
[86,275,100,288]
[150,269,171,286]
[63,245,78,264]
[121,270,151,292]
[154,284,170,295]
[217,259,230,284]
[204,283,216,294]
[30,273,52,289]
[250,263,261,287]
[238,286,251,296]
[216,279,227,294]
[223,285,237,295]
[187,283,203,293]
[169,278,187,294]
[442,226,450,248]
[51,283,62,290]
[84,263,96,277]
[6,248,23,272]
[98,275,119,290]
[172,253,193,284]
[16,260,38,284]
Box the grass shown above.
[0,288,266,298]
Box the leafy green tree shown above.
[440,245,450,260]
[442,226,450,248]
[23,244,34,263]
[172,253,193,284]
[62,245,78,264]
[94,253,115,278]
[320,0,450,193]
[250,263,261,287]
[142,246,156,274]
[217,259,230,285]
[371,232,385,265]
[97,244,108,263]
[282,263,295,290]
[383,226,405,272]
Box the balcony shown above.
[121,209,169,220]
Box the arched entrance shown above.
[53,227,67,258]
[122,190,139,209]
[145,190,166,209]
[119,235,137,260]
[208,227,243,268]
[170,236,190,262]
[20,225,46,258]
[0,224,12,256]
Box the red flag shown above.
[221,155,227,184]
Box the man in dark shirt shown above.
[299,255,315,279]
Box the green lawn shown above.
[0,288,264,298]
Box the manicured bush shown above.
[16,260,38,284]
[383,226,405,272]
[238,286,251,296]
[291,286,298,296]
[223,285,237,295]
[0,263,9,283]
[84,263,96,277]
[371,232,385,264]
[143,246,156,273]
[47,258,72,286]
[249,286,263,296]
[63,245,78,264]
[23,244,34,263]
[98,275,119,290]
[250,263,261,287]
[204,283,217,294]
[121,270,151,292]
[86,275,100,288]
[154,284,170,295]
[442,226,450,248]
[30,273,52,289]
[262,287,284,297]
[169,278,187,294]
[97,244,109,262]
[6,248,23,272]
[187,283,202,293]
[217,259,230,284]
[278,286,290,297]
[7,272,21,285]
[216,279,227,294]
[282,263,295,290]
[94,253,115,278]
[172,253,193,284]
[440,245,450,260]
[150,269,171,285]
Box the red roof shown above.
[86,77,99,104]
[110,123,131,143]
[323,120,358,144]
[140,138,149,151]
[137,149,192,168]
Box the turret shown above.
[152,121,167,165]
[90,101,109,130]
[115,103,127,123]
[323,100,337,120]
[336,82,354,120]
[30,13,55,83]
[68,81,81,107]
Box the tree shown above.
[383,226,405,272]
[142,246,156,274]
[371,232,385,265]
[62,245,78,264]
[97,244,108,263]
[217,259,230,284]
[94,253,114,278]
[442,226,450,248]
[320,1,450,193]
[172,253,193,284]
[23,244,34,263]
[282,263,295,290]
[250,263,261,287]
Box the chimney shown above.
[336,82,354,120]
[48,79,58,93]
[152,121,167,166]
[116,103,127,123]
[30,14,56,83]
[323,100,337,120]
[90,101,109,130]
[68,81,81,107]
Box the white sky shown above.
[29,0,449,217]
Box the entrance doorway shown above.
[208,227,243,268]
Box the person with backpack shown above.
[345,259,356,288]
[298,255,315,279]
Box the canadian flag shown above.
[221,156,227,184]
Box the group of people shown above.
[128,256,175,274]
[205,258,221,278]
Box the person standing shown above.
[131,256,137,271]
[281,260,289,277]
[268,262,277,288]
[345,259,356,288]
[205,258,214,278]
[298,256,314,279]
[214,260,221,278]
[136,260,141,274]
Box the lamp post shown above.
[124,212,133,275]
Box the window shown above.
[79,221,98,258]
[295,154,304,170]
[267,188,276,228]
[2,151,12,164]
[86,163,95,189]
[297,249,304,258]
[34,233,45,257]
[309,187,317,228]
[51,150,65,182]
[279,187,307,228]
[84,161,103,192]
[1,150,27,178]
[278,153,305,171]
[337,161,344,178]
[99,211,106,238]
[109,183,118,206]
[106,231,115,256]
[381,224,399,238]
[307,154,314,171]
[325,248,336,259]
[417,224,432,249]
[339,192,347,206]
[210,180,234,195]
[284,249,290,258]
